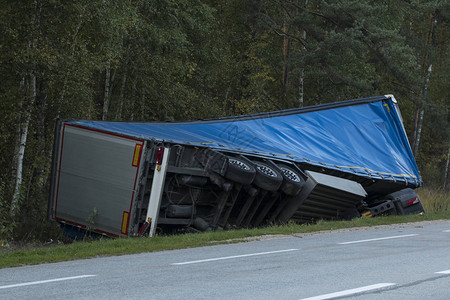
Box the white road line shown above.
[436,270,450,274]
[299,283,396,300]
[338,234,418,245]
[0,275,97,290]
[172,248,299,265]
[443,230,450,233]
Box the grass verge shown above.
[0,188,448,269]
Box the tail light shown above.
[406,197,420,206]
[156,147,164,165]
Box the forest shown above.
[0,0,449,242]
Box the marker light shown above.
[156,147,164,165]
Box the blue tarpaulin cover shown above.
[69,95,421,186]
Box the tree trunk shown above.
[413,63,432,158]
[102,60,112,120]
[140,93,145,121]
[444,147,450,189]
[130,81,136,121]
[57,20,82,118]
[115,68,127,120]
[298,68,305,108]
[413,12,437,158]
[11,0,40,215]
[297,0,308,108]
[281,20,290,102]
[412,103,419,147]
[413,108,424,158]
[11,72,36,215]
[11,78,26,193]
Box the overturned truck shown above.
[48,95,424,238]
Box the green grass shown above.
[0,188,448,269]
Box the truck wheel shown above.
[224,157,256,185]
[278,164,304,196]
[253,161,283,191]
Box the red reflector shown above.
[406,197,419,206]
[156,147,164,165]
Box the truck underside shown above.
[130,145,423,237]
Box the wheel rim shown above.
[281,167,301,182]
[256,164,277,177]
[229,158,251,171]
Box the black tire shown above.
[278,164,305,196]
[224,157,256,185]
[252,161,283,191]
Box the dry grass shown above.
[417,187,450,217]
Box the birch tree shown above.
[11,1,41,215]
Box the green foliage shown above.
[0,181,16,243]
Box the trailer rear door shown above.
[49,123,145,237]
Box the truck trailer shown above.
[48,95,424,238]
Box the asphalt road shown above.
[1,220,449,299]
